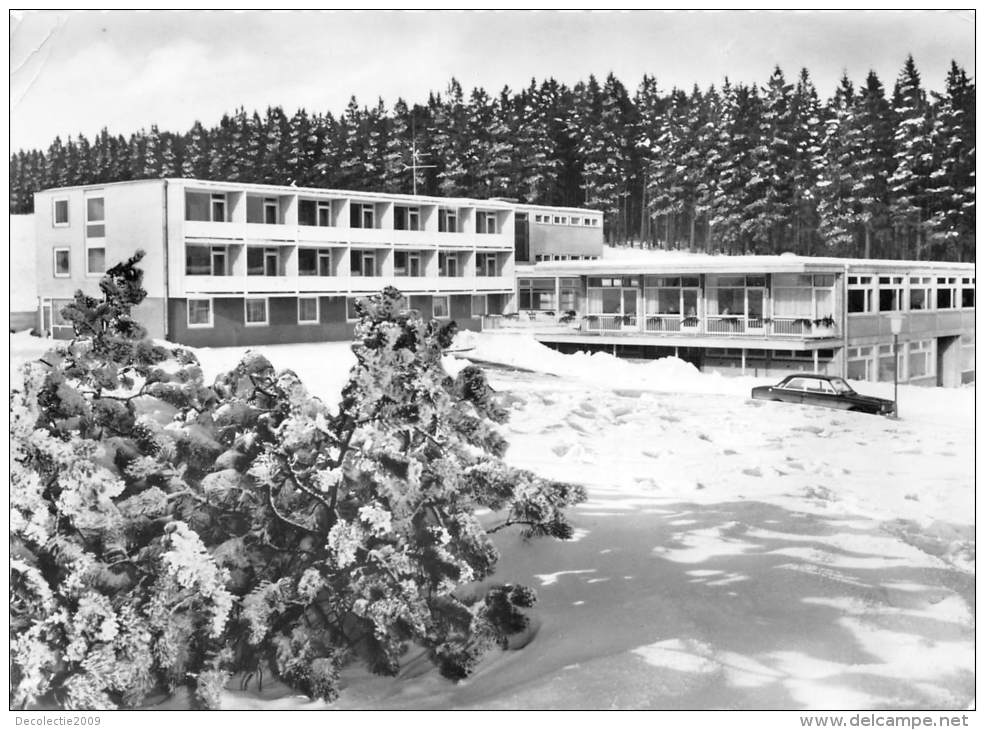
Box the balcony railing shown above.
[486,311,839,339]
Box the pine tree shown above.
[852,70,895,258]
[817,75,861,255]
[71,134,92,186]
[92,128,114,183]
[259,106,289,184]
[44,136,68,188]
[927,61,975,260]
[11,260,585,709]
[647,87,688,248]
[337,96,370,189]
[182,121,210,179]
[284,109,318,187]
[789,70,825,255]
[430,80,470,197]
[381,98,413,194]
[745,66,796,253]
[693,84,723,252]
[10,152,24,212]
[709,82,762,253]
[888,55,933,259]
[142,125,163,178]
[514,80,560,204]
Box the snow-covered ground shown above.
[10,330,975,710]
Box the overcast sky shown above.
[9,9,975,153]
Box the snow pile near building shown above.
[451,329,754,397]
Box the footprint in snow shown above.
[793,425,825,435]
[742,466,763,477]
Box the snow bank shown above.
[452,330,753,397]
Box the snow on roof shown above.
[521,245,973,274]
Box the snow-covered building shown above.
[509,251,975,386]
[27,177,974,386]
[32,179,602,347]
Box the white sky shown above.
[9,9,975,153]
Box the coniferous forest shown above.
[9,56,975,261]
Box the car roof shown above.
[781,373,838,380]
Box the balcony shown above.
[484,312,841,341]
[245,222,296,243]
[297,226,344,244]
[184,220,244,241]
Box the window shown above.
[52,198,69,227]
[211,194,227,222]
[248,247,279,276]
[394,251,423,277]
[85,196,105,239]
[186,245,227,276]
[847,276,873,314]
[877,343,902,382]
[936,278,955,309]
[878,276,903,312]
[517,278,558,310]
[264,198,278,224]
[846,346,873,381]
[298,297,319,324]
[438,252,461,277]
[186,245,211,275]
[86,248,106,275]
[962,278,975,308]
[211,247,227,276]
[909,276,932,310]
[350,203,375,229]
[187,299,213,328]
[476,252,499,277]
[350,250,377,277]
[476,211,498,234]
[244,298,268,326]
[299,248,333,277]
[433,296,450,318]
[571,217,581,226]
[438,208,458,233]
[53,248,70,277]
[299,200,333,227]
[394,206,421,231]
[471,295,488,318]
[908,339,933,379]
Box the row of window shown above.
[847,275,975,313]
[50,194,107,275]
[183,245,503,278]
[184,192,503,234]
[533,213,601,227]
[846,340,934,381]
[533,254,601,262]
[184,294,498,329]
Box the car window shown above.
[830,378,854,395]
[817,380,836,394]
[781,377,809,391]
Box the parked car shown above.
[751,374,895,415]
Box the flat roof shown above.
[519,250,974,275]
[35,177,603,215]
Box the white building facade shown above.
[33,178,602,347]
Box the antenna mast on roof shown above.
[403,123,436,196]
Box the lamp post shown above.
[889,314,903,418]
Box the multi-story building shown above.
[32,178,602,347]
[504,251,975,387]
[29,177,974,386]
